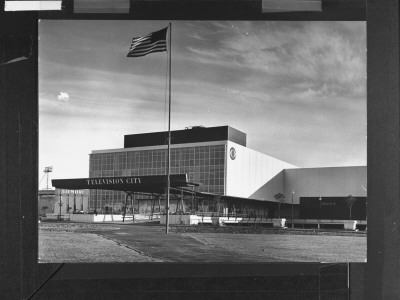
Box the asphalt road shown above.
[89,223,287,263]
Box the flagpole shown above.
[166,23,172,234]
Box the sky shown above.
[38,20,366,188]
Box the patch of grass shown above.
[39,222,120,232]
[182,232,366,262]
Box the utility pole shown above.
[291,190,295,228]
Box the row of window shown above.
[92,161,225,172]
[88,145,226,210]
[90,146,226,171]
[90,169,225,180]
[91,160,225,171]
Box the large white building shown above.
[73,125,366,220]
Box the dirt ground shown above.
[182,232,366,262]
[39,230,163,263]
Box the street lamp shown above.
[291,190,295,228]
[318,196,322,229]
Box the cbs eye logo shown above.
[229,147,236,160]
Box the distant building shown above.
[38,189,56,216]
[52,189,90,215]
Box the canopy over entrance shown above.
[52,173,280,206]
[52,174,200,194]
[52,174,281,221]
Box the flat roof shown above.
[124,126,246,148]
[38,189,55,196]
[91,140,228,155]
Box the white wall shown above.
[225,143,366,204]
[248,170,285,201]
[53,189,90,213]
[284,166,367,204]
[225,141,297,199]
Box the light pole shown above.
[318,196,322,229]
[81,192,84,212]
[291,190,295,228]
[58,192,63,220]
[73,192,76,214]
[67,193,70,218]
[111,193,114,216]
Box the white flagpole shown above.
[166,23,172,234]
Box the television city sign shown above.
[52,174,191,191]
[85,177,141,186]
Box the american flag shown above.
[127,27,168,58]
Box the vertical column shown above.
[366,1,400,298]
[0,13,39,299]
[132,193,135,223]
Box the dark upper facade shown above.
[124,126,247,148]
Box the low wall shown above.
[69,214,128,222]
[44,213,362,230]
[290,219,360,230]
[45,214,69,221]
[212,217,286,227]
[160,215,287,227]
[46,214,156,223]
[70,214,157,223]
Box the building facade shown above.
[84,126,367,220]
[52,189,90,215]
[38,189,56,216]
[88,126,295,214]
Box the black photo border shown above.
[1,0,399,299]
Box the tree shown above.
[345,195,358,220]
[274,193,286,218]
[41,206,49,216]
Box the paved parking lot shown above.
[90,224,285,262]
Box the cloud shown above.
[39,21,366,178]
[57,91,70,102]
[189,33,206,41]
[183,21,366,103]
